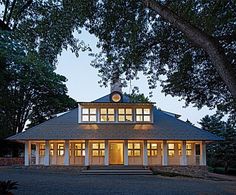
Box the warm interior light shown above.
[112,93,121,102]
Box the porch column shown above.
[200,141,206,165]
[44,141,50,166]
[85,140,89,166]
[104,140,109,166]
[162,141,168,166]
[64,140,70,165]
[35,143,39,165]
[143,140,148,166]
[124,140,128,165]
[24,141,31,166]
[181,141,187,165]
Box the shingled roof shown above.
[7,94,222,141]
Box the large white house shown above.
[7,82,221,167]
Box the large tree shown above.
[0,32,77,139]
[86,0,236,117]
[199,114,236,173]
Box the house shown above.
[7,82,222,167]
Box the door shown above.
[109,143,124,165]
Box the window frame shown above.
[100,108,115,122]
[57,143,65,156]
[168,143,175,157]
[91,142,105,157]
[135,108,151,122]
[186,143,192,156]
[147,143,158,157]
[128,142,141,157]
[118,108,133,122]
[81,108,97,122]
[39,144,45,156]
[74,143,85,157]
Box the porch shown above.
[24,140,207,166]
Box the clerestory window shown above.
[136,108,151,122]
[82,108,97,122]
[100,108,115,122]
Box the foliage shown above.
[0,31,77,139]
[0,180,18,195]
[200,114,236,173]
[125,87,150,103]
[86,0,236,117]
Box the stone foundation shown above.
[0,157,24,166]
[150,165,208,178]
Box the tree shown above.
[199,114,236,173]
[125,87,150,103]
[86,0,236,117]
[0,32,77,139]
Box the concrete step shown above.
[88,165,147,170]
[80,169,153,175]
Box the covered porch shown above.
[24,140,207,166]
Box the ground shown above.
[0,167,236,195]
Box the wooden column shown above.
[200,141,206,165]
[162,141,168,166]
[143,140,148,166]
[181,141,187,165]
[35,143,39,165]
[104,140,109,165]
[85,140,89,166]
[64,140,70,165]
[44,141,50,166]
[24,141,31,166]
[124,140,128,165]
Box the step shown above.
[88,165,147,170]
[80,169,153,175]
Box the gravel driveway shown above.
[0,167,236,195]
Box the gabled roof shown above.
[7,105,222,141]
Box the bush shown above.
[0,180,18,195]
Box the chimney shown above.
[110,79,122,93]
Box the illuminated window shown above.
[82,108,97,122]
[168,144,175,156]
[57,144,64,156]
[92,143,105,157]
[118,108,133,122]
[186,144,192,156]
[178,144,182,155]
[50,144,54,156]
[147,143,158,156]
[39,144,45,156]
[75,143,85,157]
[112,93,121,102]
[128,143,141,156]
[100,108,115,122]
[136,108,151,122]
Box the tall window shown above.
[147,143,158,156]
[50,143,54,156]
[186,144,192,155]
[168,143,175,157]
[178,144,182,155]
[128,143,141,156]
[39,144,45,156]
[57,144,64,156]
[136,108,151,122]
[92,143,105,157]
[100,108,115,122]
[118,108,133,122]
[82,108,97,122]
[75,143,85,157]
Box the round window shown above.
[112,93,121,102]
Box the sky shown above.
[55,30,216,127]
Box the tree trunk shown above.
[145,0,236,100]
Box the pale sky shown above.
[56,30,216,127]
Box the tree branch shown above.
[144,0,236,100]
[6,0,17,26]
[3,0,10,22]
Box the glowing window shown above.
[118,108,133,122]
[100,108,115,122]
[39,144,45,156]
[136,108,151,122]
[57,144,64,156]
[50,144,54,156]
[82,108,97,122]
[112,93,121,102]
[74,143,85,157]
[147,143,158,157]
[178,144,182,155]
[168,144,175,157]
[92,142,105,157]
[128,142,141,157]
[186,144,192,156]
